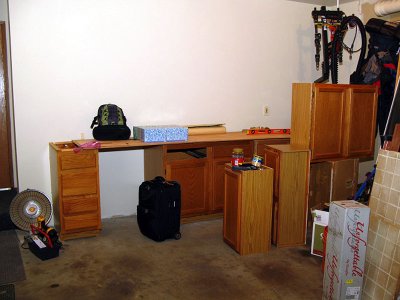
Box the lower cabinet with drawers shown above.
[50,142,101,240]
[50,133,290,239]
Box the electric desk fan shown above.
[9,189,52,231]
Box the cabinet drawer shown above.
[63,212,100,232]
[60,150,97,170]
[61,170,98,196]
[62,195,99,215]
[213,142,252,158]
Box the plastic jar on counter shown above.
[231,148,244,166]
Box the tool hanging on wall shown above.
[312,6,367,84]
[331,15,367,84]
[312,6,345,83]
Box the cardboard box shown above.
[165,126,188,142]
[133,125,188,142]
[309,159,359,209]
[133,126,166,142]
[311,206,329,257]
[322,200,370,300]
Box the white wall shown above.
[7,0,363,218]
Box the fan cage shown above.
[9,189,52,231]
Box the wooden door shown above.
[166,159,208,217]
[264,148,280,198]
[0,23,13,188]
[223,168,241,252]
[264,148,280,245]
[311,85,346,160]
[211,159,227,212]
[276,150,309,247]
[343,86,378,157]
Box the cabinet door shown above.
[223,169,241,252]
[343,87,378,157]
[276,150,309,247]
[264,148,280,245]
[264,148,280,198]
[166,159,208,217]
[211,159,227,212]
[311,85,346,160]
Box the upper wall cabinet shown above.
[291,83,378,161]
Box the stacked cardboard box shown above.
[322,200,370,300]
[311,207,329,257]
[309,158,359,208]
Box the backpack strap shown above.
[90,116,98,129]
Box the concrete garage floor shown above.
[14,217,323,300]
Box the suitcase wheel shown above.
[174,232,181,240]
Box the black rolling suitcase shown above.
[137,176,181,242]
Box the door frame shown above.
[0,21,15,189]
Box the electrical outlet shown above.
[263,105,269,116]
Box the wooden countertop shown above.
[69,132,290,151]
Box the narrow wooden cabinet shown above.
[49,142,101,240]
[211,141,253,212]
[264,144,309,247]
[223,165,273,255]
[291,83,378,161]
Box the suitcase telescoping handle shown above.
[153,176,175,186]
[154,176,165,182]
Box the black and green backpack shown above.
[90,104,131,140]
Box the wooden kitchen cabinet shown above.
[223,164,273,255]
[166,155,209,216]
[145,144,211,218]
[49,142,101,240]
[210,141,253,213]
[144,142,253,218]
[291,83,378,161]
[144,135,289,220]
[264,144,309,247]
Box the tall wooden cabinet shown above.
[264,144,309,247]
[49,142,101,240]
[223,165,273,255]
[291,83,378,161]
